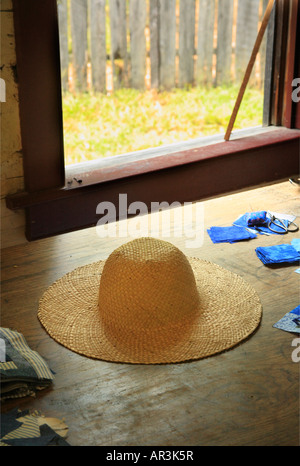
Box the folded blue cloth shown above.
[255,244,300,265]
[207,226,257,244]
[234,212,290,235]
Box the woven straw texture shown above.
[38,238,262,364]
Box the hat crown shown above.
[98,238,200,347]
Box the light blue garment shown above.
[273,305,300,334]
[291,238,300,252]
[255,244,300,265]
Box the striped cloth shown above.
[0,327,54,401]
[1,409,70,446]
[1,409,40,445]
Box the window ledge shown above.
[65,126,288,187]
[6,126,300,212]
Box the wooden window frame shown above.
[6,0,300,241]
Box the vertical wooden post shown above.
[178,0,196,87]
[216,0,234,86]
[270,0,290,126]
[70,0,88,92]
[159,0,176,90]
[282,0,299,128]
[90,0,107,93]
[196,0,215,86]
[12,0,65,192]
[109,0,128,89]
[129,0,147,89]
[150,0,160,89]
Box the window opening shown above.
[57,0,267,167]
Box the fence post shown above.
[179,0,196,87]
[129,0,147,89]
[57,0,69,92]
[159,0,176,90]
[216,0,234,86]
[109,0,129,89]
[196,0,215,86]
[90,0,107,93]
[235,0,260,86]
[150,0,160,89]
[70,0,88,92]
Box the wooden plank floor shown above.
[1,181,299,446]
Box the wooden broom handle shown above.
[224,0,275,141]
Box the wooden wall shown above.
[0,0,26,248]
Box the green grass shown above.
[62,86,264,166]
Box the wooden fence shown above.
[57,0,269,93]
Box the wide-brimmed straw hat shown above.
[38,237,262,364]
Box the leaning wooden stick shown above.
[224,0,275,141]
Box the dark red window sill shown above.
[5,126,300,241]
[64,126,300,187]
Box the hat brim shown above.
[37,258,262,364]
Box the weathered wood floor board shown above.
[1,181,299,446]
